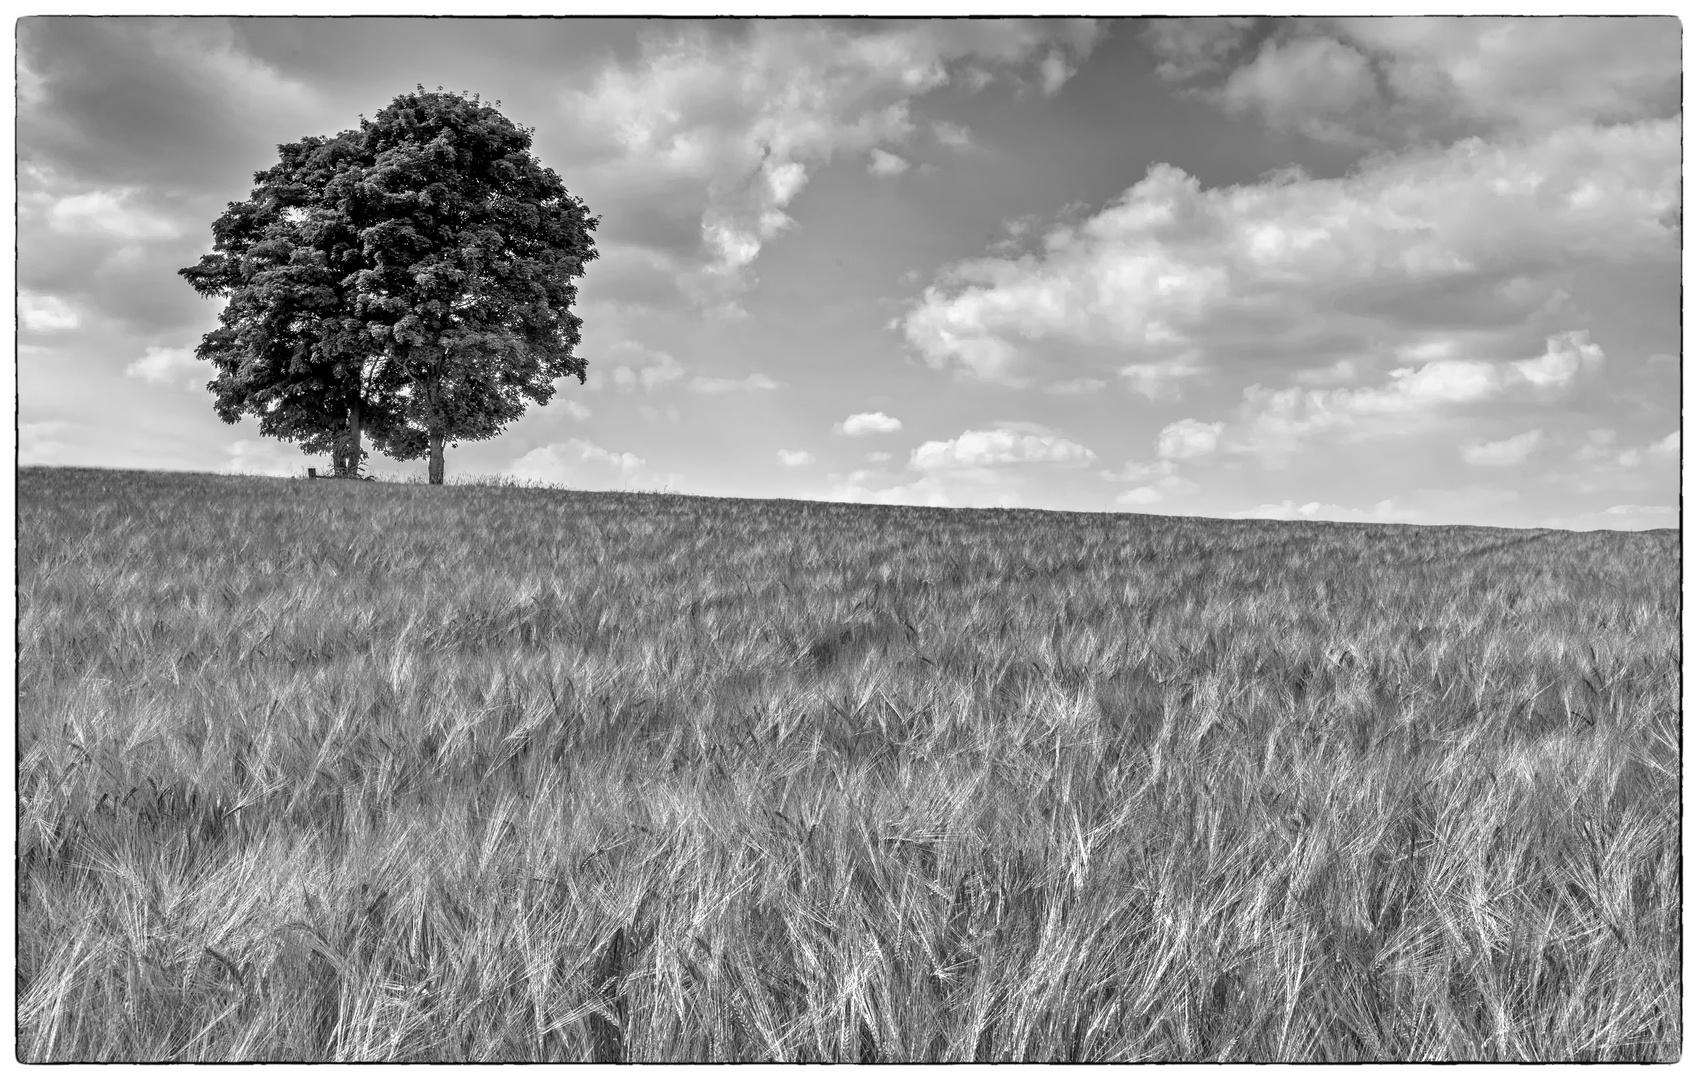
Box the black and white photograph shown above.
[12,11,1682,1062]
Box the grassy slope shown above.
[16,466,1680,1062]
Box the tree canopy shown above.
[181,87,598,482]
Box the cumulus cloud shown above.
[1461,428,1543,467]
[837,411,903,436]
[558,399,592,421]
[932,120,973,150]
[224,438,306,477]
[564,19,1100,310]
[820,468,1018,509]
[1116,474,1200,507]
[688,373,780,393]
[509,439,649,490]
[1144,18,1258,82]
[19,291,79,332]
[20,420,77,464]
[1153,17,1678,146]
[1218,34,1383,144]
[910,425,1095,471]
[1226,331,1606,466]
[776,449,815,467]
[1044,377,1107,395]
[1226,498,1416,523]
[868,148,910,177]
[900,122,1675,389]
[607,348,685,391]
[1156,418,1223,461]
[48,188,180,240]
[125,345,203,386]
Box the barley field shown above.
[15,465,1680,1062]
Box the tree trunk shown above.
[349,396,363,478]
[428,430,445,485]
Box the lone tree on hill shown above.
[181,86,598,483]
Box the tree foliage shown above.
[181,87,598,482]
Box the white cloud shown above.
[1545,503,1677,531]
[1334,16,1679,138]
[777,449,814,467]
[566,20,1100,308]
[911,426,1095,471]
[125,345,202,386]
[225,439,306,477]
[688,373,780,393]
[510,439,649,490]
[837,411,903,436]
[48,188,180,240]
[1163,18,1678,146]
[1227,331,1609,465]
[1607,503,1675,516]
[1461,428,1543,467]
[1227,498,1416,523]
[868,148,910,177]
[19,292,79,333]
[1044,377,1107,395]
[1218,34,1382,144]
[900,123,1675,388]
[1145,18,1258,82]
[559,399,592,421]
[865,451,892,463]
[932,120,973,150]
[1116,474,1200,506]
[637,404,682,424]
[1156,418,1223,461]
[609,349,685,392]
[20,421,76,464]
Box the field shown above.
[15,465,1680,1062]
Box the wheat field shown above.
[15,465,1679,1061]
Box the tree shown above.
[181,87,598,483]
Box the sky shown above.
[13,15,1683,530]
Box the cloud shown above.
[688,373,780,393]
[1044,376,1107,395]
[48,188,180,240]
[125,345,203,386]
[865,451,892,463]
[608,348,685,391]
[1461,428,1542,467]
[1218,34,1382,144]
[819,468,1018,509]
[1160,18,1679,146]
[558,399,592,421]
[868,148,910,177]
[19,291,79,332]
[1223,331,1608,466]
[1156,418,1223,461]
[20,421,78,464]
[932,120,973,150]
[910,426,1095,471]
[1226,498,1417,523]
[1574,427,1678,470]
[637,404,682,424]
[1544,503,1677,531]
[1116,474,1200,507]
[900,122,1675,389]
[563,19,1100,310]
[509,439,649,490]
[837,411,903,436]
[225,438,306,477]
[1144,18,1258,82]
[777,449,814,467]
